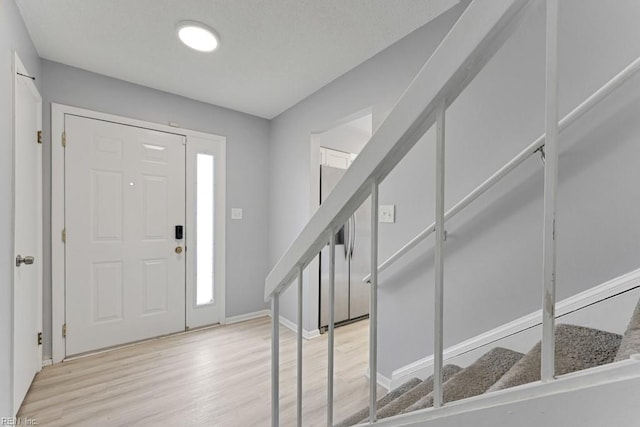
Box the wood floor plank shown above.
[18,317,385,426]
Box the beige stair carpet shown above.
[488,324,622,392]
[374,364,462,421]
[402,347,523,414]
[615,297,640,361]
[334,377,421,427]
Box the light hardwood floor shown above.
[18,317,385,426]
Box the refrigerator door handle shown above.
[343,222,349,259]
[350,214,356,257]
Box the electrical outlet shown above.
[380,205,395,223]
[231,208,243,220]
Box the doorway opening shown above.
[310,112,373,333]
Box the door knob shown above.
[16,255,35,267]
[175,246,183,254]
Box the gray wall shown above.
[0,0,41,416]
[376,0,640,378]
[41,60,271,358]
[267,0,640,379]
[268,3,467,329]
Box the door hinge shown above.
[37,332,43,345]
[62,228,66,243]
[62,323,67,339]
[37,130,43,144]
[62,131,66,147]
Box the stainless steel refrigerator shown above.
[319,165,370,332]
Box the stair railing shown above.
[361,53,640,285]
[264,0,542,425]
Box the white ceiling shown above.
[16,0,458,119]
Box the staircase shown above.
[263,0,640,425]
[337,296,640,426]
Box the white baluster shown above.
[327,233,336,426]
[433,101,446,408]
[297,266,303,426]
[541,0,559,382]
[272,295,280,426]
[369,181,379,422]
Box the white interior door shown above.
[64,115,186,355]
[185,136,225,328]
[12,54,43,415]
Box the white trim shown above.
[10,53,16,417]
[303,328,321,340]
[277,314,321,340]
[365,367,391,392]
[364,358,640,426]
[224,309,270,325]
[51,103,227,363]
[390,268,640,389]
[51,106,64,363]
[41,359,53,368]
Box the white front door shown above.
[12,54,43,415]
[64,115,186,355]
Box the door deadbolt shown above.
[175,246,183,254]
[16,255,35,267]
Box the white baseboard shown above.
[276,314,321,340]
[365,367,391,391]
[303,328,321,340]
[224,309,270,325]
[390,268,640,389]
[227,310,320,336]
[42,358,53,368]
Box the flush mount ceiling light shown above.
[176,21,219,52]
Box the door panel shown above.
[93,261,123,322]
[13,56,43,415]
[142,259,169,314]
[65,115,185,355]
[93,170,122,240]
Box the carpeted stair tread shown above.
[615,297,640,361]
[334,377,421,427]
[402,347,523,414]
[374,364,462,420]
[488,324,622,392]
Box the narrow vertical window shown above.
[196,154,214,305]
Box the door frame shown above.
[51,104,226,363]
[11,52,43,416]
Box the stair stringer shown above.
[357,357,640,427]
[389,268,640,390]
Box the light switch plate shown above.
[231,208,243,220]
[380,205,395,223]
